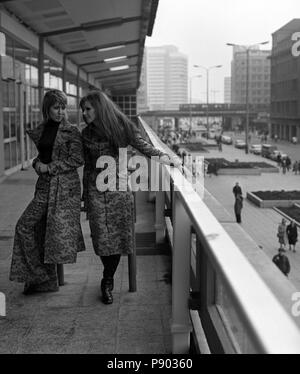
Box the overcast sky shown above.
[145,0,300,103]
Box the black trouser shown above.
[100,254,121,279]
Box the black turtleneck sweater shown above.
[37,119,60,164]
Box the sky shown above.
[145,0,300,103]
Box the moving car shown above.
[249,144,262,155]
[221,135,233,144]
[234,139,246,149]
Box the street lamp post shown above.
[226,41,269,154]
[194,64,222,139]
[189,75,201,135]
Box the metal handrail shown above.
[138,116,300,354]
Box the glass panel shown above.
[10,113,16,137]
[215,274,256,353]
[10,141,17,168]
[4,143,10,170]
[3,112,9,138]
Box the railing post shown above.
[155,163,165,244]
[171,191,192,354]
[155,191,165,243]
[128,191,137,292]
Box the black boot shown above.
[100,278,113,304]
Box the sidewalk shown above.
[203,144,300,289]
[0,168,172,354]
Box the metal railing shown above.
[138,116,300,354]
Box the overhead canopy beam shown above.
[40,16,142,37]
[80,54,139,68]
[95,71,137,80]
[65,39,140,56]
[88,63,136,75]
[99,72,138,81]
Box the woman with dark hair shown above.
[80,90,180,304]
[10,89,85,294]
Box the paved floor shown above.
[201,143,300,289]
[0,167,172,354]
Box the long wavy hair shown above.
[42,89,68,123]
[80,90,137,150]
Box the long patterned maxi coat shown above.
[9,121,86,284]
[82,124,166,257]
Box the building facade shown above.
[231,46,271,106]
[270,19,300,141]
[144,45,188,111]
[137,49,149,113]
[224,76,231,103]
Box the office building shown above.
[231,46,271,105]
[145,45,188,110]
[270,19,300,141]
[224,76,231,103]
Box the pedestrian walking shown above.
[298,160,300,174]
[233,182,242,197]
[286,220,298,252]
[9,89,86,295]
[293,160,298,175]
[272,248,291,277]
[281,158,287,174]
[286,156,291,172]
[277,153,282,167]
[234,193,243,223]
[277,218,288,250]
[80,90,181,304]
[206,162,213,177]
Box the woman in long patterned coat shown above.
[80,90,180,304]
[10,90,85,294]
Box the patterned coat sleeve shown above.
[82,141,92,206]
[47,127,84,176]
[130,132,168,159]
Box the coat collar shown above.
[27,120,73,147]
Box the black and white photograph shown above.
[0,0,300,357]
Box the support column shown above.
[62,54,67,93]
[17,82,25,170]
[0,54,4,176]
[76,66,80,126]
[38,36,44,122]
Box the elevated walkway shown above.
[0,168,172,354]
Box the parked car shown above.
[261,144,277,158]
[234,139,246,149]
[221,135,233,144]
[249,144,262,155]
[269,150,287,161]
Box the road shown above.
[224,131,300,162]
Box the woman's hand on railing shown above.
[160,154,183,172]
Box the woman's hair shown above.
[42,89,68,122]
[80,90,137,150]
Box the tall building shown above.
[270,19,300,141]
[137,50,149,113]
[231,46,271,105]
[224,77,231,103]
[144,45,188,111]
